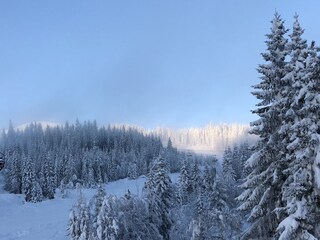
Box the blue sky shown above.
[0,1,319,129]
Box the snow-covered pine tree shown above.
[4,151,22,194]
[77,194,91,240]
[201,164,240,239]
[68,208,80,240]
[43,151,56,199]
[231,145,242,181]
[165,138,180,172]
[81,152,89,187]
[276,15,320,240]
[117,191,162,240]
[96,196,119,240]
[223,146,238,207]
[31,180,43,203]
[127,152,138,180]
[179,158,192,204]
[190,161,202,196]
[204,165,224,238]
[144,155,174,240]
[68,192,91,240]
[93,185,107,218]
[22,155,43,202]
[91,184,107,237]
[190,190,205,240]
[87,163,95,188]
[237,12,290,239]
[222,146,236,183]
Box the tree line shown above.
[1,121,181,202]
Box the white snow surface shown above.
[0,173,179,240]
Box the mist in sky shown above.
[0,1,319,129]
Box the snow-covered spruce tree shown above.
[223,146,239,207]
[77,195,91,240]
[188,164,240,239]
[189,188,206,240]
[68,192,91,240]
[31,180,43,203]
[231,145,242,181]
[190,160,202,196]
[4,151,22,194]
[171,159,203,240]
[116,191,162,240]
[276,15,320,239]
[222,146,236,182]
[96,196,119,240]
[68,208,80,240]
[127,151,139,179]
[93,184,107,219]
[144,155,175,240]
[237,12,290,239]
[42,151,56,199]
[22,155,43,202]
[91,184,106,237]
[21,155,32,201]
[179,158,192,204]
[81,152,90,188]
[165,138,180,173]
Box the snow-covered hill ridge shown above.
[12,121,256,156]
[14,121,62,131]
[149,123,257,156]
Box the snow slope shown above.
[0,173,179,240]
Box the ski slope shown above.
[0,173,179,240]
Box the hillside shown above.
[0,173,179,240]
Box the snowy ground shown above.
[0,173,179,240]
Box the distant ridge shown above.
[149,123,256,156]
[14,121,62,131]
[14,121,256,156]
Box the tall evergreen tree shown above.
[117,191,162,240]
[222,146,236,183]
[144,155,174,240]
[179,158,192,204]
[276,15,320,239]
[78,196,91,240]
[42,152,56,199]
[22,155,43,202]
[68,193,91,240]
[68,208,80,240]
[96,196,119,240]
[237,12,290,239]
